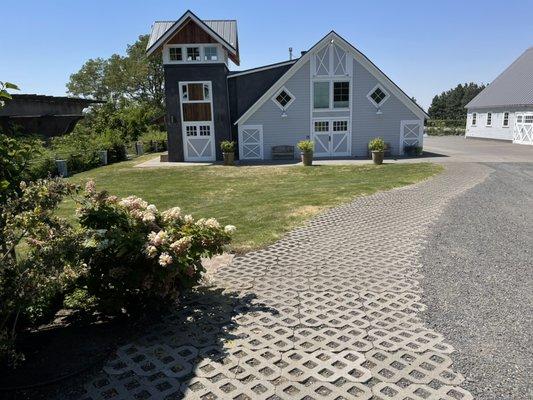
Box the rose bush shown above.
[72,181,235,316]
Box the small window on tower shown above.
[187,47,200,61]
[169,47,182,61]
[204,47,218,61]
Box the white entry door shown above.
[183,122,216,161]
[514,113,533,145]
[400,120,423,154]
[312,119,351,157]
[239,125,263,159]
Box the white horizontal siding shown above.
[466,108,515,141]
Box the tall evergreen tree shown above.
[428,83,486,120]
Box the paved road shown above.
[421,163,533,400]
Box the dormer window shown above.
[169,47,182,61]
[272,87,295,110]
[186,47,200,61]
[204,46,218,61]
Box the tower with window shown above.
[146,11,240,161]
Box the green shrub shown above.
[297,140,314,153]
[220,140,236,153]
[99,128,127,163]
[140,127,167,152]
[368,137,385,152]
[72,182,235,316]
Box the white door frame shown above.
[179,81,216,161]
[238,125,264,160]
[399,120,424,155]
[311,117,351,157]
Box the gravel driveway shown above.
[421,163,533,399]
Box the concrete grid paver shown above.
[82,163,489,399]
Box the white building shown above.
[465,47,533,145]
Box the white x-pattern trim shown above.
[400,120,423,154]
[513,112,533,145]
[239,125,264,159]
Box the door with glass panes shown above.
[312,118,351,157]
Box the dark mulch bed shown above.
[0,316,135,400]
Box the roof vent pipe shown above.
[289,47,293,60]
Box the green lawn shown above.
[58,155,442,252]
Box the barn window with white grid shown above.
[186,126,197,136]
[333,120,348,131]
[199,125,211,136]
[503,112,509,127]
[525,115,533,123]
[486,112,492,126]
[314,121,329,132]
[472,113,477,126]
[169,47,182,61]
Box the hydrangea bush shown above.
[74,181,235,316]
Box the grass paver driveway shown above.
[58,155,441,251]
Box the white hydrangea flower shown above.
[158,252,173,266]
[146,245,158,258]
[170,236,192,254]
[85,179,96,194]
[161,206,182,222]
[147,204,158,213]
[224,225,237,234]
[183,214,194,224]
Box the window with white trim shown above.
[314,121,329,132]
[186,125,198,136]
[169,47,182,61]
[486,112,492,126]
[313,81,330,109]
[333,82,349,108]
[368,86,389,107]
[472,113,477,126]
[517,115,523,123]
[525,115,533,123]
[199,125,211,136]
[502,112,509,127]
[272,87,295,110]
[204,46,218,61]
[333,120,348,131]
[181,82,211,102]
[186,47,200,61]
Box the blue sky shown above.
[2,0,532,110]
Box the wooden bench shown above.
[367,142,392,158]
[272,145,295,160]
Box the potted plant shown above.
[368,137,385,165]
[297,140,314,166]
[220,140,236,166]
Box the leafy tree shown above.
[67,35,164,110]
[428,83,486,121]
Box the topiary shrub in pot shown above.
[220,140,236,166]
[297,140,314,166]
[368,137,385,165]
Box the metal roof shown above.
[466,47,533,109]
[148,19,238,52]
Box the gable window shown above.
[472,113,477,126]
[313,81,330,109]
[486,112,492,126]
[169,47,182,61]
[204,46,218,61]
[367,85,389,107]
[272,87,295,110]
[502,112,509,127]
[333,82,349,108]
[186,47,200,61]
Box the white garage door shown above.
[514,113,533,145]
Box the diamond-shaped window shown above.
[275,90,293,108]
[370,87,387,105]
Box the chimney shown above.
[289,47,293,60]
